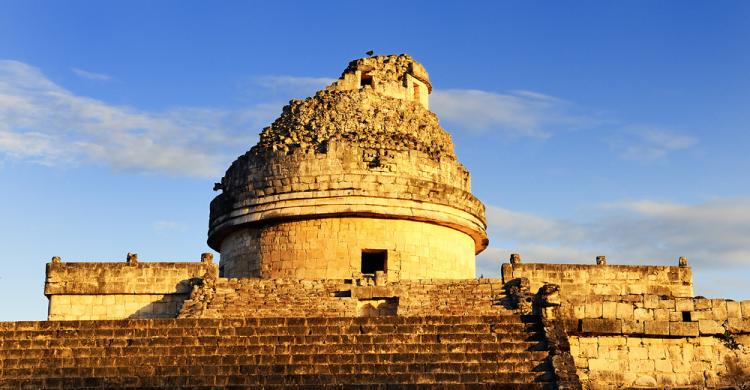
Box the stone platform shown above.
[0,315,556,389]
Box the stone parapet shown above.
[502,261,693,298]
[45,261,216,295]
[45,259,217,320]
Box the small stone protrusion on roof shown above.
[201,253,214,264]
[678,256,688,267]
[51,256,61,264]
[126,252,138,265]
[510,253,522,265]
[596,255,607,266]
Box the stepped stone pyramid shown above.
[3,55,750,389]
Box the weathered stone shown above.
[581,318,622,334]
[669,321,699,337]
[644,321,671,336]
[698,320,724,335]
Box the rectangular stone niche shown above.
[357,298,398,317]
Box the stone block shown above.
[725,318,750,333]
[698,320,724,335]
[742,300,750,319]
[643,294,659,309]
[653,308,670,321]
[658,299,675,310]
[669,321,698,337]
[622,320,644,334]
[694,298,712,310]
[628,346,648,359]
[710,299,728,319]
[616,302,634,319]
[633,308,653,321]
[581,318,622,334]
[585,302,603,318]
[726,300,741,319]
[628,358,655,372]
[644,321,670,336]
[675,298,694,312]
[588,358,617,371]
[602,302,617,319]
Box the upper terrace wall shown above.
[45,255,217,320]
[501,259,693,298]
[178,278,508,319]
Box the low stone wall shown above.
[502,261,693,298]
[45,257,217,320]
[179,277,507,318]
[568,333,750,388]
[497,257,750,388]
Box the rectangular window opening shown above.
[682,311,692,322]
[413,83,420,100]
[360,72,373,88]
[361,249,387,275]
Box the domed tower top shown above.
[209,54,487,280]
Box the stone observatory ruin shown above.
[2,54,749,389]
[208,55,487,280]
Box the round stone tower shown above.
[208,54,488,280]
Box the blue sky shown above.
[1,1,749,320]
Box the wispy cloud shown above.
[609,125,698,160]
[71,67,112,81]
[0,60,278,177]
[480,198,750,281]
[431,89,598,138]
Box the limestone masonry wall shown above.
[497,256,750,388]
[561,295,750,388]
[502,261,693,298]
[46,258,216,320]
[219,217,476,279]
[568,335,750,388]
[178,278,506,319]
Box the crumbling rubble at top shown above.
[245,54,452,162]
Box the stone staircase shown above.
[0,315,555,389]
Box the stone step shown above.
[0,331,545,352]
[0,323,542,341]
[1,351,550,368]
[0,314,556,389]
[1,360,552,377]
[2,337,546,357]
[0,332,544,347]
[0,315,540,331]
[4,382,554,390]
[1,371,555,388]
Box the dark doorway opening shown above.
[361,249,387,274]
[360,72,373,88]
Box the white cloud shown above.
[430,89,596,138]
[481,198,750,279]
[609,125,698,160]
[0,60,278,177]
[71,68,112,81]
